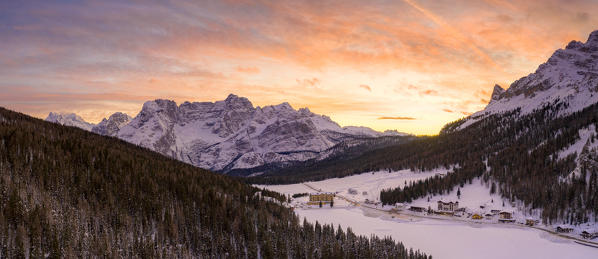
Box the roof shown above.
[437,200,459,204]
[310,192,335,195]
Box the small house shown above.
[556,226,573,233]
[525,218,535,226]
[490,209,501,215]
[437,201,459,212]
[499,211,512,219]
[472,214,483,220]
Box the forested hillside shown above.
[0,107,429,258]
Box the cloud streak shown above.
[359,84,372,91]
[378,116,417,120]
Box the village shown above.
[298,191,598,242]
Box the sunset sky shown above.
[1,0,597,135]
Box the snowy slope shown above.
[49,94,406,172]
[45,112,95,131]
[459,30,598,129]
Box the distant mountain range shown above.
[46,95,407,172]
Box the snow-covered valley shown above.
[259,169,598,258]
[296,207,597,259]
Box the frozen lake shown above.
[296,207,598,259]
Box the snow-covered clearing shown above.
[257,168,446,202]
[558,124,597,160]
[296,207,597,259]
[410,178,518,216]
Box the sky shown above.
[1,0,597,135]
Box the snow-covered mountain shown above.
[45,112,95,131]
[460,30,598,129]
[46,94,406,172]
[91,112,132,136]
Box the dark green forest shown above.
[251,101,598,225]
[0,108,429,258]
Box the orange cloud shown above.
[359,84,372,91]
[296,78,320,88]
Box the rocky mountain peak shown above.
[224,94,253,110]
[459,29,598,130]
[587,30,598,46]
[91,112,132,136]
[488,84,505,104]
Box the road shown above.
[302,183,598,248]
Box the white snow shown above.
[558,125,597,160]
[261,169,598,258]
[45,112,95,131]
[410,178,518,216]
[258,168,447,203]
[295,207,598,259]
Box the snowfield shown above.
[259,169,598,258]
[257,168,447,203]
[296,207,597,259]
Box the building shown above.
[472,214,483,220]
[498,211,515,223]
[490,209,501,215]
[437,201,459,212]
[308,192,334,205]
[409,206,426,212]
[556,226,573,233]
[499,211,512,219]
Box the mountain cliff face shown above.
[91,112,131,136]
[460,30,598,129]
[47,95,405,172]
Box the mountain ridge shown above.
[45,94,408,172]
[459,29,598,130]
